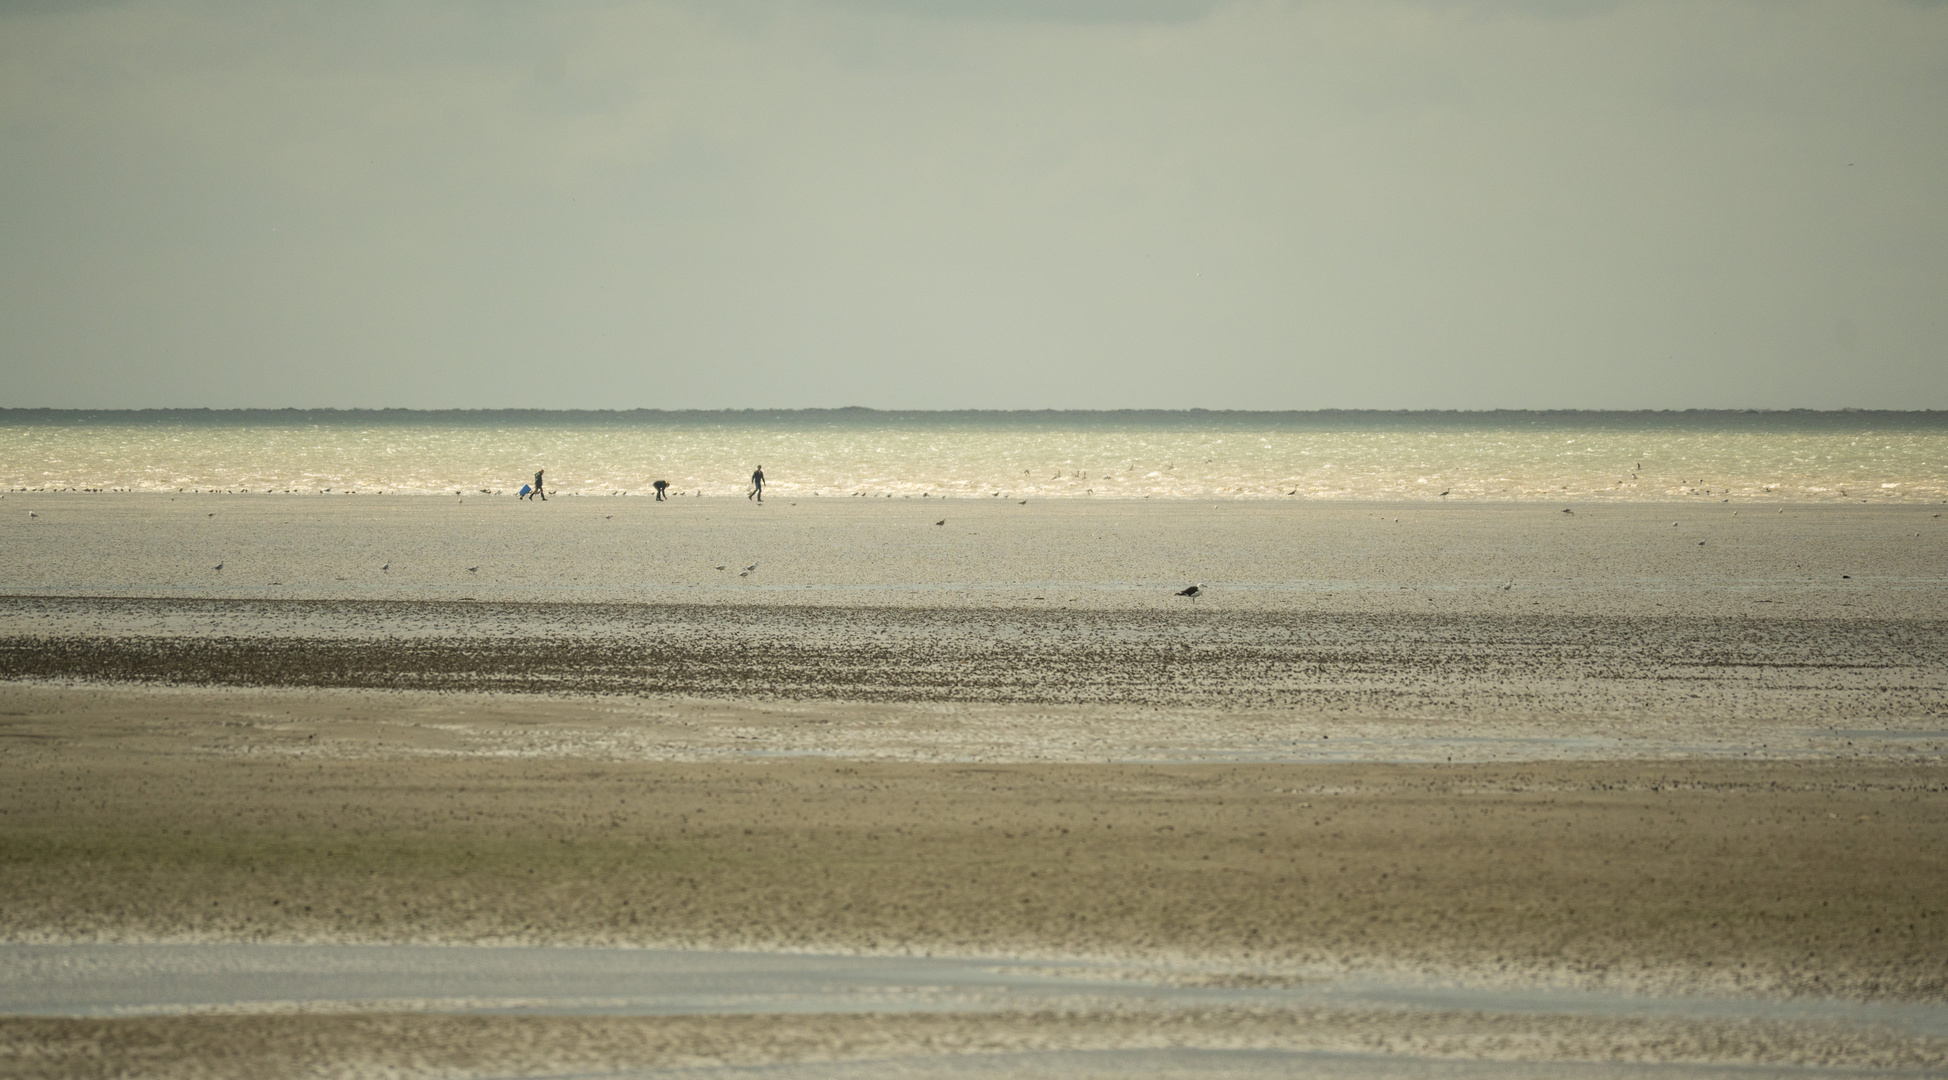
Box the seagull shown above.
[1176,584,1202,600]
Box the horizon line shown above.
[4,406,1945,417]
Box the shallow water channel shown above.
[5,943,1940,1032]
[8,944,1942,1079]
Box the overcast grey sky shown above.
[1,0,1943,410]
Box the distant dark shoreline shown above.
[3,407,1944,430]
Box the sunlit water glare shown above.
[4,410,1943,502]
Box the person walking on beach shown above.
[653,479,669,501]
[531,469,547,501]
[748,465,765,503]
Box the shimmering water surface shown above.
[4,409,1943,502]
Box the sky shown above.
[1,0,1944,411]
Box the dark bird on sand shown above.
[467,566,478,573]
[1176,584,1202,600]
[213,562,222,570]
[936,519,946,526]
[1440,489,1450,496]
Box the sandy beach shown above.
[2,494,1945,1077]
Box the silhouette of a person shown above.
[749,465,765,503]
[532,469,546,501]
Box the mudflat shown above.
[2,492,1943,617]
[3,685,1942,1002]
[2,495,1945,1077]
[3,685,1946,1076]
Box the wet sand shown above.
[4,689,1942,1001]
[2,691,1944,1075]
[2,492,1943,617]
[7,1007,1944,1079]
[2,495,1945,1077]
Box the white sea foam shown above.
[2,409,1942,502]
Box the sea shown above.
[3,409,1944,503]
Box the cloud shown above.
[1,0,1944,408]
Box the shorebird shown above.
[467,566,478,573]
[715,565,726,570]
[744,563,757,572]
[1439,489,1450,497]
[1176,584,1202,601]
[935,519,945,526]
[214,563,222,570]
[381,563,389,572]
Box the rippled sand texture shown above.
[3,691,1944,1003]
[5,603,1947,758]
[3,409,1945,500]
[6,1009,1944,1080]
